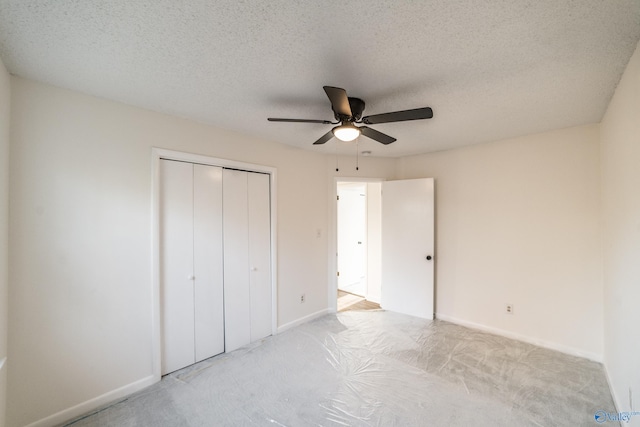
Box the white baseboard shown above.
[603,362,623,418]
[435,313,603,363]
[26,308,327,427]
[277,308,329,334]
[25,374,157,427]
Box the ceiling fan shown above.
[268,86,433,145]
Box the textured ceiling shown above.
[1,1,639,157]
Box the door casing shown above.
[329,177,383,313]
[337,182,368,296]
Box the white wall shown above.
[397,125,603,360]
[0,56,10,427]
[329,154,397,180]
[600,40,640,417]
[7,77,331,427]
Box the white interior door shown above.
[160,160,196,374]
[193,164,224,362]
[223,169,251,352]
[248,172,272,342]
[381,178,434,319]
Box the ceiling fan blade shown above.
[312,130,335,145]
[323,86,352,117]
[268,118,332,124]
[360,126,396,145]
[362,107,433,125]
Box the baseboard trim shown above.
[603,362,624,421]
[277,308,329,334]
[435,313,602,363]
[25,374,157,427]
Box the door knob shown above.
[426,255,432,261]
[187,275,195,280]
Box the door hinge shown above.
[337,195,340,201]
[337,271,340,276]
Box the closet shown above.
[159,159,272,375]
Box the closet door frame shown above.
[151,148,277,382]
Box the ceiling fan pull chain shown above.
[356,137,359,171]
[335,141,339,172]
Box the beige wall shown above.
[397,125,603,360]
[600,40,640,414]
[6,77,336,427]
[0,56,10,427]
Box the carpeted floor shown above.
[64,310,615,426]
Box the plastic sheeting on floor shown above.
[65,310,614,426]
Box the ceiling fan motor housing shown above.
[333,97,365,122]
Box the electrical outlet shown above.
[300,294,305,303]
[505,304,514,314]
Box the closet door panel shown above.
[223,169,251,352]
[193,164,225,361]
[160,160,195,375]
[248,172,272,341]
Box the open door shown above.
[381,178,434,319]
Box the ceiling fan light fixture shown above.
[332,123,361,142]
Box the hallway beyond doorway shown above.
[337,290,381,312]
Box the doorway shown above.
[331,177,435,319]
[336,181,381,312]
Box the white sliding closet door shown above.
[223,169,251,352]
[160,160,195,375]
[161,160,273,371]
[223,169,272,352]
[248,172,272,342]
[193,164,225,361]
[160,160,224,375]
